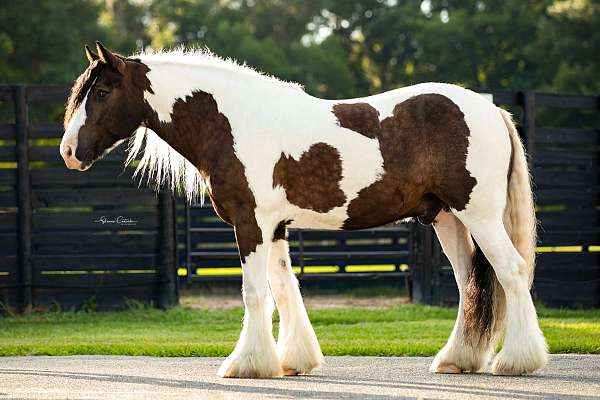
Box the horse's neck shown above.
[140,62,242,176]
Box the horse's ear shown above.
[96,41,126,75]
[85,45,99,63]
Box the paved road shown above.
[0,355,598,399]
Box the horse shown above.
[60,42,548,378]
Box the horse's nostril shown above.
[65,144,73,158]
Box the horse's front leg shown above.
[218,222,283,378]
[268,234,323,375]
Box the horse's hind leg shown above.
[460,215,548,375]
[430,211,497,373]
[268,235,323,375]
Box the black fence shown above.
[0,86,177,312]
[178,202,413,283]
[0,84,598,312]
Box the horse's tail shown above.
[463,108,536,351]
[500,108,537,287]
[464,241,504,350]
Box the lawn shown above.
[0,302,598,357]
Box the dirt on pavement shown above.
[181,294,409,310]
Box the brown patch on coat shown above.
[332,103,381,138]
[339,94,477,229]
[273,220,292,242]
[273,143,346,213]
[143,91,262,261]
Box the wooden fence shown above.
[0,84,598,311]
[178,202,413,284]
[0,86,177,312]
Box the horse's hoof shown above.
[277,340,324,376]
[434,362,463,374]
[492,335,548,376]
[491,350,548,376]
[283,367,300,376]
[218,352,284,378]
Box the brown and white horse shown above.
[61,42,548,378]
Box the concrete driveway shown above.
[0,355,598,399]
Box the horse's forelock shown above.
[64,61,103,129]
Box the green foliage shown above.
[0,0,597,95]
[0,0,104,84]
[0,303,598,356]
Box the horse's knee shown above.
[243,281,269,310]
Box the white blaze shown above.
[60,76,98,168]
[60,93,88,155]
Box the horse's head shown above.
[60,42,151,170]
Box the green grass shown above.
[0,304,598,356]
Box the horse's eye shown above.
[97,89,109,98]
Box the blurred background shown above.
[1,0,598,96]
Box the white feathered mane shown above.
[123,47,303,204]
[126,126,206,204]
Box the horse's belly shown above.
[285,198,422,231]
[283,189,434,231]
[286,206,348,230]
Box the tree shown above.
[0,0,106,84]
[0,0,597,96]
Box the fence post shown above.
[14,86,32,314]
[184,201,193,284]
[522,91,536,161]
[411,224,433,305]
[298,230,305,279]
[158,190,178,308]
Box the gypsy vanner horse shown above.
[60,42,548,378]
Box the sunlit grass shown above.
[0,303,597,357]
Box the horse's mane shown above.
[135,47,304,92]
[126,126,206,205]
